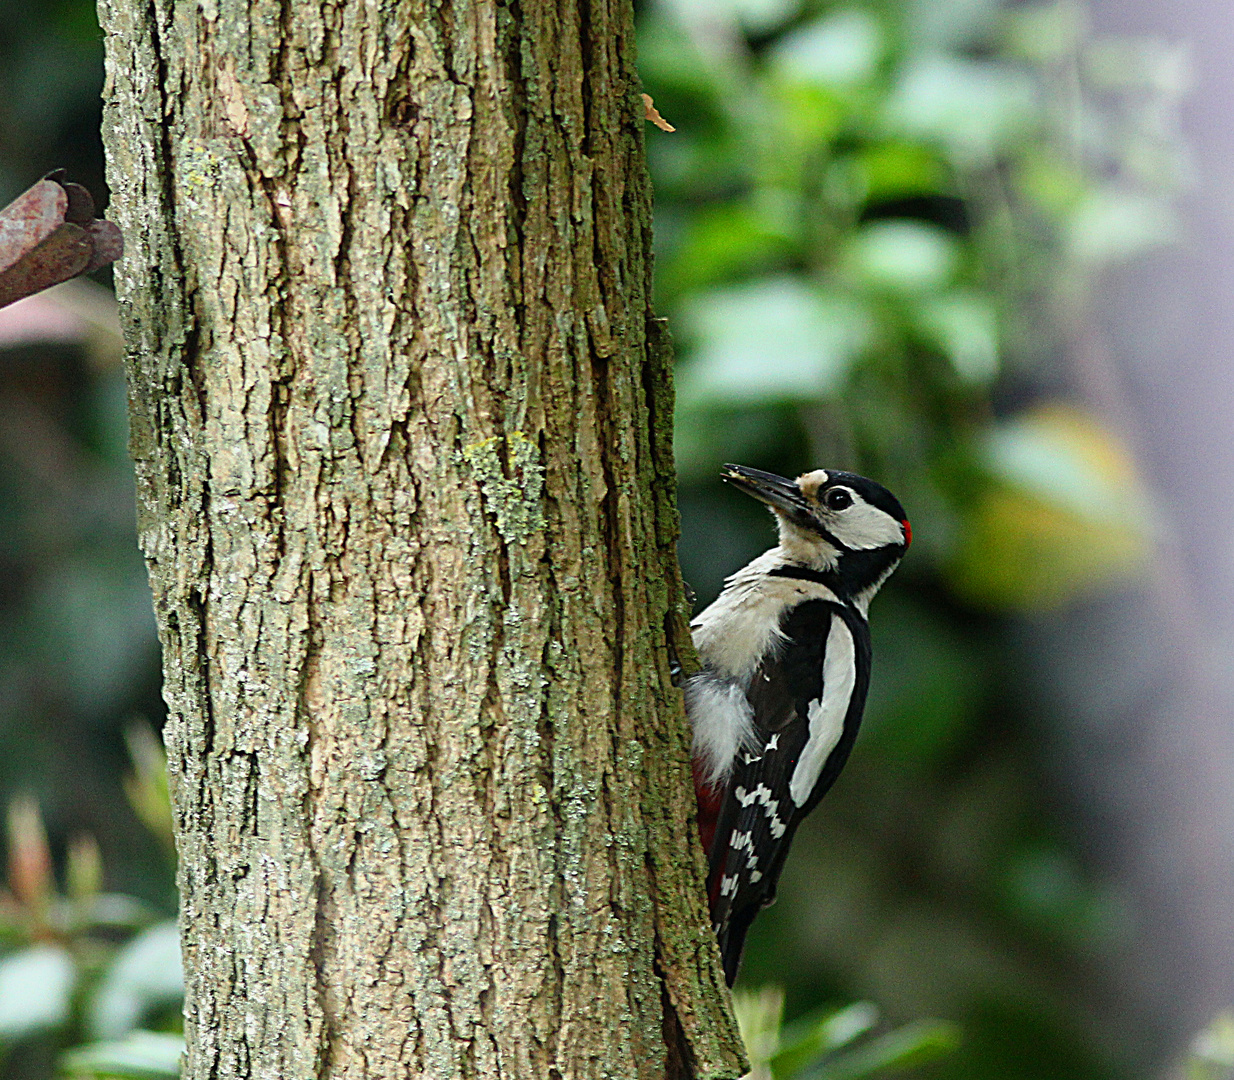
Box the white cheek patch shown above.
[789,614,856,806]
[831,499,903,551]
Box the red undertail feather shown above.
[692,757,724,862]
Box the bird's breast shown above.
[691,574,837,680]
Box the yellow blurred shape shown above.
[948,404,1149,610]
[732,985,783,1080]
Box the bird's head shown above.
[724,463,910,603]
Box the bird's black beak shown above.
[723,464,811,519]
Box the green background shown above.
[2,0,1232,1077]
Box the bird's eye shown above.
[823,487,853,511]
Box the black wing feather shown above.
[707,599,872,984]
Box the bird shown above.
[685,463,910,985]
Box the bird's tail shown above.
[714,905,756,986]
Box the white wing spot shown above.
[766,734,779,751]
[750,870,763,883]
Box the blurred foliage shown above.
[0,727,179,1079]
[640,0,1192,1075]
[0,0,165,948]
[1186,1014,1234,1080]
[0,0,1215,1078]
[733,985,959,1079]
[646,0,1179,610]
[0,0,106,206]
[62,1031,182,1080]
[0,3,171,1078]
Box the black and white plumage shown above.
[686,464,910,985]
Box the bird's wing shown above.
[707,599,870,984]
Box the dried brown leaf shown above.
[0,174,123,309]
[0,179,66,276]
[0,224,93,309]
[642,92,676,133]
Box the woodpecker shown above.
[686,464,910,985]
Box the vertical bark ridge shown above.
[99,0,748,1076]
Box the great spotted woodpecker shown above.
[686,464,910,985]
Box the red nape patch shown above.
[692,758,724,857]
[902,519,912,547]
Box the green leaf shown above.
[764,82,847,154]
[843,221,959,293]
[805,1020,962,1079]
[1067,189,1177,265]
[1002,1,1088,63]
[87,920,183,1039]
[1013,151,1088,216]
[62,1031,184,1080]
[914,292,1000,381]
[0,944,75,1040]
[659,206,797,300]
[123,723,174,852]
[983,406,1144,523]
[771,1002,879,1078]
[770,11,883,87]
[904,0,1005,51]
[732,985,787,1070]
[885,57,1037,164]
[678,278,873,404]
[947,406,1151,609]
[1187,1013,1234,1080]
[844,143,950,203]
[659,0,797,34]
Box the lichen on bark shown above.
[98,0,747,1076]
[462,432,546,544]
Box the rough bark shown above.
[97,1,746,1078]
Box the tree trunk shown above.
[97,1,747,1078]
